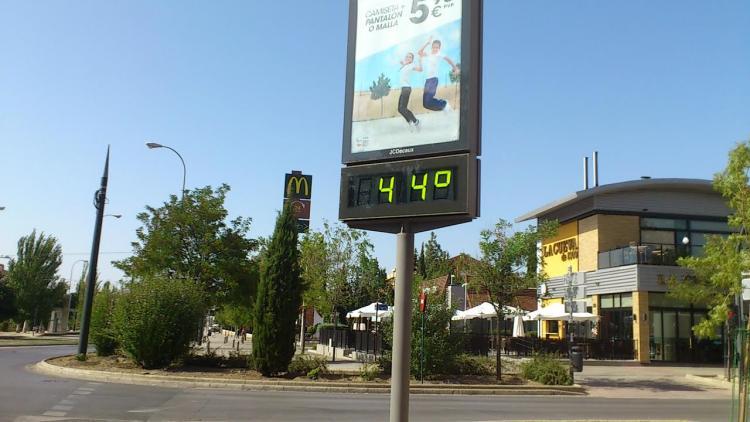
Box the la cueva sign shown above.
[543,238,579,262]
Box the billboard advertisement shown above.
[342,0,481,164]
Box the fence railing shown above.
[318,327,383,356]
[598,242,690,269]
[465,335,636,360]
[318,327,354,349]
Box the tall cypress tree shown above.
[252,203,303,376]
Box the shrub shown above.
[90,288,119,356]
[452,354,496,376]
[377,351,392,374]
[380,298,463,377]
[183,352,248,369]
[307,367,322,380]
[113,276,207,369]
[0,320,14,332]
[520,354,572,385]
[287,355,327,376]
[360,363,380,381]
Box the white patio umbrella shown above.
[524,303,599,322]
[345,302,393,320]
[451,302,521,321]
[512,315,525,337]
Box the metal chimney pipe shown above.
[583,157,589,190]
[593,151,599,187]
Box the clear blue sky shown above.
[1,1,748,284]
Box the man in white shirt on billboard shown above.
[418,37,459,112]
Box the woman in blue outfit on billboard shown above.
[418,36,460,112]
[397,51,423,131]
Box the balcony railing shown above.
[598,243,690,269]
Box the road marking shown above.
[51,405,72,411]
[41,411,65,417]
[128,407,172,413]
[59,399,74,405]
[72,390,91,395]
[77,387,95,391]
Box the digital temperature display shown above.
[339,154,478,222]
[349,168,456,208]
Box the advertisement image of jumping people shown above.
[348,0,463,156]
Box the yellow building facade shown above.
[520,178,732,364]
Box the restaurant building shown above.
[517,177,732,363]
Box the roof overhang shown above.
[515,178,715,223]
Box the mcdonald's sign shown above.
[284,172,312,200]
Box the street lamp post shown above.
[564,266,576,379]
[146,142,186,199]
[77,147,110,358]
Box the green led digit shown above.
[411,173,428,201]
[378,176,395,203]
[434,170,452,188]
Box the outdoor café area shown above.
[314,301,643,361]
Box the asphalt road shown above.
[0,345,734,421]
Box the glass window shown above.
[690,232,707,246]
[678,311,692,339]
[663,311,677,361]
[651,310,664,361]
[690,220,731,233]
[641,218,687,230]
[641,230,675,245]
[601,295,614,309]
[620,293,633,307]
[649,293,689,308]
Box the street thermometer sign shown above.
[339,0,482,232]
[338,1,482,421]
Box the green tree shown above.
[90,284,119,356]
[300,230,328,315]
[252,203,304,376]
[421,232,451,280]
[6,230,64,328]
[215,257,260,330]
[668,141,750,338]
[369,73,392,117]
[114,184,258,306]
[351,244,389,309]
[300,222,377,324]
[0,280,17,322]
[471,219,558,381]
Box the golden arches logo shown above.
[286,176,310,197]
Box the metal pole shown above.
[161,146,186,200]
[420,310,425,384]
[566,266,574,379]
[390,227,414,422]
[78,147,109,358]
[299,302,306,354]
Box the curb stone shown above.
[32,356,586,396]
[685,374,732,389]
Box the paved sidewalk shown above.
[196,331,251,356]
[576,363,729,399]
